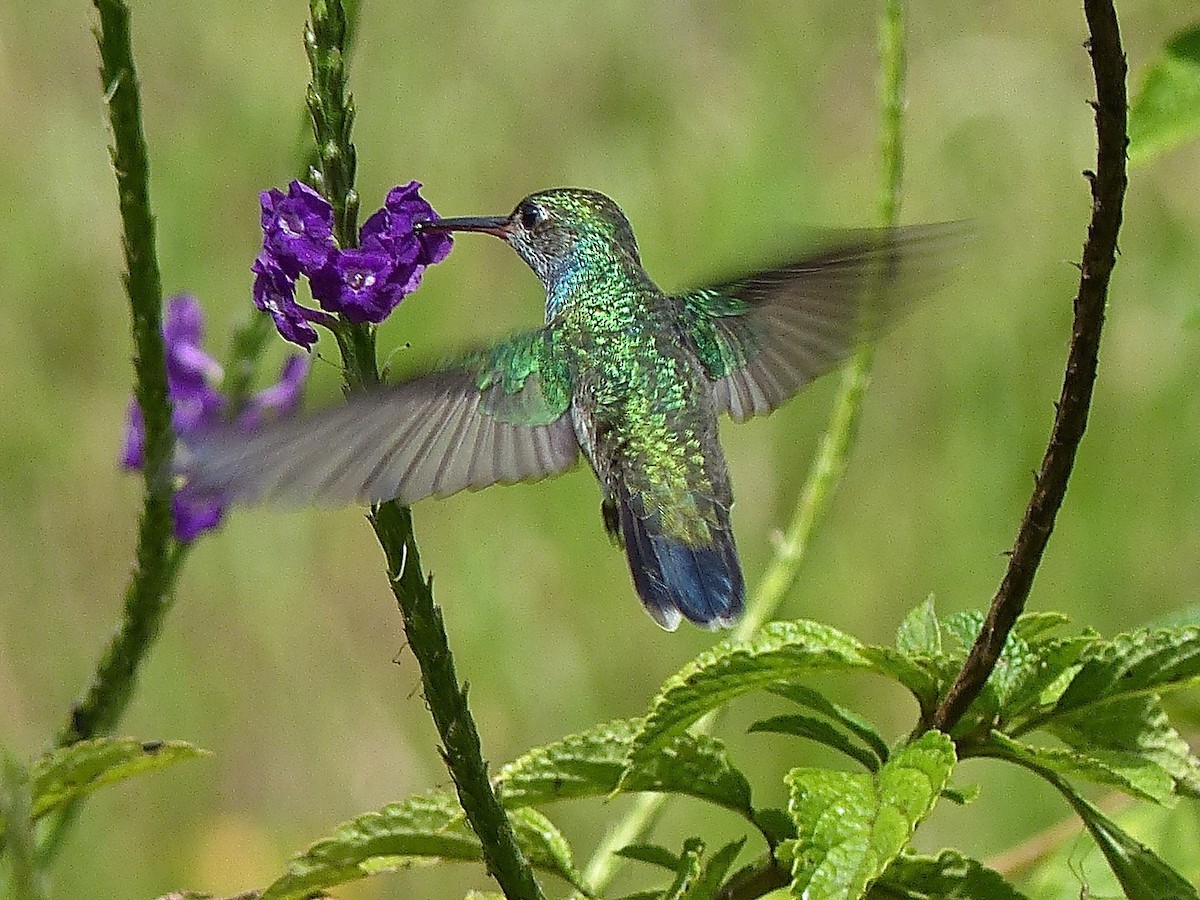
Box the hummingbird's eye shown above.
[518,204,546,231]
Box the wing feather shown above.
[676,222,965,421]
[183,330,579,507]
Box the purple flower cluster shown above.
[253,180,452,349]
[121,295,309,541]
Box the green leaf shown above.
[1002,635,1095,720]
[259,791,584,900]
[662,838,706,900]
[870,848,1031,899]
[30,738,208,820]
[1052,626,1200,717]
[495,718,753,819]
[767,684,890,764]
[896,596,942,656]
[1054,777,1200,900]
[751,807,798,846]
[939,612,1041,716]
[511,806,587,890]
[1012,611,1072,643]
[680,837,746,900]
[858,646,943,711]
[749,714,881,772]
[1129,24,1200,164]
[623,621,875,773]
[786,731,956,900]
[1020,802,1200,900]
[983,730,1177,806]
[615,843,683,873]
[1041,695,1200,798]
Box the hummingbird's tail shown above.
[616,493,745,631]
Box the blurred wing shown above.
[675,223,965,422]
[183,329,578,506]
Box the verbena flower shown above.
[121,294,310,541]
[309,245,407,324]
[252,254,322,350]
[255,180,451,346]
[260,180,335,276]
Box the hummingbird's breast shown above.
[561,284,733,546]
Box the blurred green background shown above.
[2,1,1198,897]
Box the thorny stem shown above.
[304,2,545,898]
[579,2,908,894]
[930,0,1127,734]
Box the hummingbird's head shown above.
[418,188,642,292]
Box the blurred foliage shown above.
[0,0,1198,897]
[1129,22,1200,164]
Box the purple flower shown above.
[120,294,309,542]
[260,181,335,276]
[252,254,321,350]
[121,296,225,471]
[171,488,226,543]
[384,181,454,266]
[253,180,453,338]
[309,246,409,324]
[236,354,310,432]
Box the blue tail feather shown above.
[617,496,745,630]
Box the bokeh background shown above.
[2,1,1198,897]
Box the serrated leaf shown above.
[1012,611,1072,643]
[984,731,1176,806]
[1130,24,1200,164]
[30,738,208,820]
[1040,695,1200,799]
[767,683,890,765]
[259,791,583,900]
[787,731,956,900]
[749,714,880,772]
[1002,635,1095,720]
[616,843,683,873]
[938,612,1040,716]
[870,848,1031,899]
[260,792,481,900]
[1052,626,1200,717]
[896,596,942,656]
[662,838,706,900]
[681,837,746,900]
[624,621,875,772]
[511,806,587,890]
[495,718,753,819]
[858,646,943,710]
[1054,777,1200,900]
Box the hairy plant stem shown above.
[304,3,544,898]
[579,2,908,895]
[36,1,187,864]
[930,0,1127,734]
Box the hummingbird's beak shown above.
[416,216,511,238]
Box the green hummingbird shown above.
[186,188,956,630]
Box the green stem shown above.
[3,752,48,900]
[580,3,908,894]
[56,0,181,753]
[304,3,544,897]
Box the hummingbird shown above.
[185,188,957,630]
